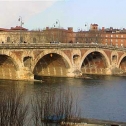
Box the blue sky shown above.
[1,0,126,31]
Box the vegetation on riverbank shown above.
[0,84,80,126]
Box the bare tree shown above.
[0,86,29,126]
[31,86,81,126]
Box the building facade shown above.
[0,24,126,47]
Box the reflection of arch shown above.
[117,54,126,68]
[79,50,110,69]
[33,49,72,71]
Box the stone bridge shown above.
[0,43,126,80]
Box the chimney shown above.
[68,27,73,32]
[102,27,105,31]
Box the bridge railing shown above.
[0,43,125,51]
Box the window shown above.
[121,43,123,47]
[85,34,88,37]
[116,35,118,37]
[111,35,113,37]
[121,35,123,38]
[121,39,124,42]
[7,37,10,42]
[116,39,118,42]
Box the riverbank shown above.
[63,117,126,126]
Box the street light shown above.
[56,19,60,28]
[18,16,24,43]
[55,19,60,42]
[52,23,56,42]
[78,27,81,32]
[85,22,88,31]
[52,23,56,28]
[52,20,60,42]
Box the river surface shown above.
[0,75,126,123]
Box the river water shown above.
[0,75,126,123]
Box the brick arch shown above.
[79,49,111,69]
[117,54,126,68]
[0,51,20,70]
[33,49,72,71]
[22,50,33,59]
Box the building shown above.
[0,24,126,47]
[76,24,126,47]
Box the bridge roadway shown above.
[0,43,125,80]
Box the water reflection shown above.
[0,75,126,123]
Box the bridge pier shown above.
[105,66,123,75]
[17,67,34,81]
[67,67,82,77]
[105,68,112,75]
[111,67,123,75]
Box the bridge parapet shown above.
[0,43,126,51]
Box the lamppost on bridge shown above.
[52,23,56,42]
[18,16,24,43]
[85,22,88,31]
[77,27,82,43]
[52,19,60,42]
[56,19,60,28]
[77,27,81,32]
[56,19,60,42]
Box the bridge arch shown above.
[117,54,126,67]
[0,51,21,70]
[33,49,72,77]
[79,49,111,74]
[0,51,21,79]
[117,54,126,72]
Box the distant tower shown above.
[90,24,98,31]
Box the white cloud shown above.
[0,1,56,28]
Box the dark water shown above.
[0,75,126,123]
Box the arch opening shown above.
[119,56,126,74]
[33,53,70,77]
[0,55,18,79]
[81,51,107,75]
[23,56,32,70]
[112,55,117,61]
[73,54,80,65]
